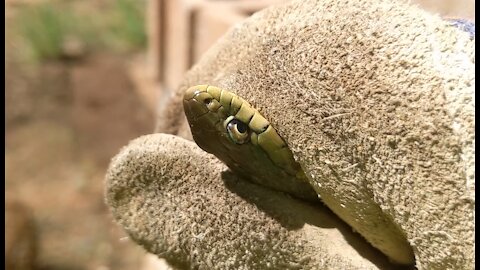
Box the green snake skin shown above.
[183,85,318,201]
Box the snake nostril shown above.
[203,98,212,105]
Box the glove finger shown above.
[106,134,407,269]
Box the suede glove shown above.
[106,0,474,269]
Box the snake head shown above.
[183,85,318,201]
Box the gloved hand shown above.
[106,134,400,269]
[105,0,475,269]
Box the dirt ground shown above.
[5,52,157,270]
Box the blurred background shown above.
[4,0,474,270]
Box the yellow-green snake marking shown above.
[183,85,318,201]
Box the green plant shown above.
[108,0,147,50]
[11,0,147,62]
[14,2,75,61]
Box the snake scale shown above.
[183,85,318,201]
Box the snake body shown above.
[183,85,318,201]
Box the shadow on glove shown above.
[106,134,413,270]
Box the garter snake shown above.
[183,85,318,201]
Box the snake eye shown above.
[226,118,250,144]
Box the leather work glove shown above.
[105,0,475,269]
